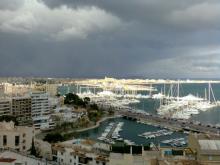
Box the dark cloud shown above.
[0,0,220,78]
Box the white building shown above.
[0,99,11,116]
[52,139,110,165]
[109,143,160,165]
[3,83,29,97]
[0,121,34,152]
[46,84,59,97]
[31,92,55,130]
[0,150,57,165]
[53,107,77,122]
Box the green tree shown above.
[44,133,64,143]
[90,103,99,110]
[64,93,86,107]
[83,97,90,104]
[0,115,19,125]
[30,139,37,156]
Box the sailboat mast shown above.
[204,88,207,101]
[210,83,216,104]
[177,80,180,102]
[208,82,211,103]
[163,84,166,96]
[149,84,152,96]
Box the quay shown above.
[106,122,118,139]
[118,110,220,135]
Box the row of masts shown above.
[160,81,216,104]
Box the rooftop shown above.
[0,158,16,163]
[0,121,14,130]
[199,140,220,151]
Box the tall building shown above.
[46,84,58,96]
[0,84,4,97]
[0,99,11,116]
[31,92,54,130]
[0,121,34,152]
[12,97,32,126]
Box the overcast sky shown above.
[0,0,220,78]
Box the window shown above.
[15,136,20,146]
[3,135,7,146]
[15,163,22,165]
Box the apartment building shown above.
[46,84,59,96]
[0,84,4,97]
[31,92,55,130]
[3,83,29,97]
[0,121,34,152]
[12,97,32,126]
[0,99,11,116]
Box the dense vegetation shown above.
[64,93,105,122]
[0,115,19,125]
[64,93,87,107]
[30,139,38,157]
[44,132,65,143]
[43,132,79,143]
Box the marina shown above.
[77,117,187,146]
[156,82,219,120]
[57,82,220,146]
[138,129,173,139]
[97,122,124,144]
[161,137,187,147]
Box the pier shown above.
[106,122,118,139]
[118,110,220,135]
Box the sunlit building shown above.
[0,121,34,152]
[31,92,55,130]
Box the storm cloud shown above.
[0,0,220,78]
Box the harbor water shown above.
[76,117,187,146]
[58,83,220,144]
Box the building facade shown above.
[46,84,58,97]
[31,92,55,130]
[12,97,32,126]
[0,121,34,152]
[0,150,57,165]
[52,139,110,165]
[188,133,220,164]
[0,99,11,116]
